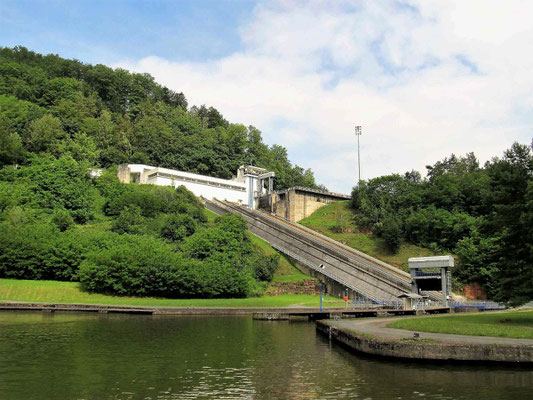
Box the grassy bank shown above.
[388,311,533,339]
[0,279,342,308]
[299,201,439,271]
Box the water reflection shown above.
[0,311,531,400]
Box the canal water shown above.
[0,312,531,400]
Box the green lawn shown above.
[204,208,219,223]
[388,311,533,339]
[299,201,440,271]
[0,278,342,308]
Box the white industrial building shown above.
[117,164,275,209]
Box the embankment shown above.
[317,318,533,363]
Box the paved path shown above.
[332,317,533,346]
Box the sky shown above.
[1,0,532,193]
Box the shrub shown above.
[0,221,125,281]
[160,214,197,242]
[332,211,349,233]
[0,221,56,280]
[252,253,279,281]
[79,235,185,296]
[182,214,249,260]
[104,183,206,222]
[111,205,144,234]
[51,208,74,231]
[79,234,252,298]
[12,155,96,223]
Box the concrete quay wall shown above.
[0,302,349,316]
[316,320,533,364]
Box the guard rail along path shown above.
[206,199,441,303]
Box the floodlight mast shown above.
[355,125,362,186]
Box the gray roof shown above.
[408,255,454,269]
[274,186,351,199]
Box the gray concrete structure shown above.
[317,318,533,363]
[207,199,443,302]
[260,187,350,222]
[409,256,454,304]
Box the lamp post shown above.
[355,125,362,185]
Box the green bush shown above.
[252,253,279,282]
[78,233,252,298]
[104,183,206,222]
[0,221,125,281]
[111,205,144,234]
[79,235,184,296]
[7,155,97,223]
[183,214,249,260]
[160,214,197,242]
[51,208,74,231]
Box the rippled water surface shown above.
[0,311,531,399]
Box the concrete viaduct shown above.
[206,199,441,302]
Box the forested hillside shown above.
[0,46,318,299]
[351,144,533,306]
[0,46,317,189]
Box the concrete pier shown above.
[317,318,533,363]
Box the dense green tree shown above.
[26,114,66,155]
[160,214,197,242]
[12,155,96,223]
[380,216,402,252]
[351,144,532,305]
[40,77,84,107]
[0,95,44,138]
[51,208,74,232]
[0,115,25,166]
[111,205,144,234]
[481,143,533,305]
[0,46,319,190]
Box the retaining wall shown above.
[316,320,533,363]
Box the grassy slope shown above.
[299,201,439,272]
[204,208,219,223]
[388,310,533,339]
[0,279,342,308]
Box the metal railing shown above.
[449,301,506,310]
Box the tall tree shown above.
[482,143,533,305]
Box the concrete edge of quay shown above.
[0,301,346,315]
[316,320,533,364]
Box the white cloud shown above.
[115,0,533,193]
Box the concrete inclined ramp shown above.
[206,199,440,302]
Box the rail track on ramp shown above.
[206,199,441,302]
